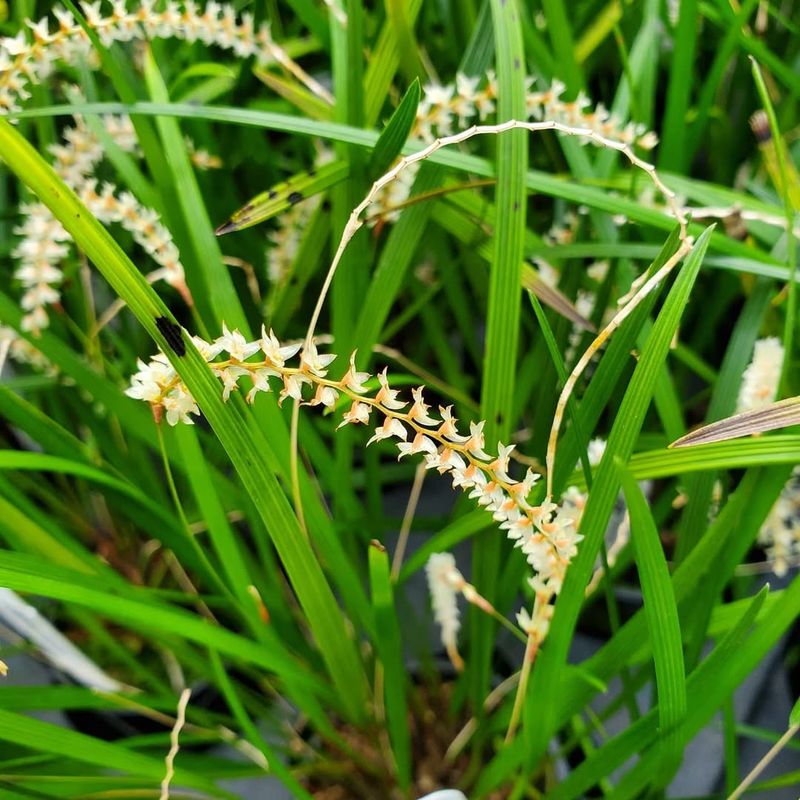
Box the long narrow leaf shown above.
[618,460,687,787]
[0,115,370,723]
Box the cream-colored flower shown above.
[279,373,311,405]
[375,368,407,410]
[307,384,339,409]
[215,324,260,362]
[340,351,371,394]
[367,416,407,446]
[163,387,199,426]
[408,387,439,427]
[425,553,463,670]
[300,341,336,377]
[736,337,784,414]
[337,400,372,428]
[397,432,438,459]
[437,405,469,443]
[260,325,301,367]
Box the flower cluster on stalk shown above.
[367,74,658,222]
[736,336,784,414]
[11,111,189,336]
[0,1,322,116]
[127,326,584,652]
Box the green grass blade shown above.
[524,227,713,762]
[173,425,255,611]
[207,649,312,799]
[353,164,444,361]
[142,49,249,333]
[547,585,770,800]
[368,542,412,788]
[541,0,582,91]
[10,102,786,272]
[368,78,420,179]
[750,58,798,395]
[0,550,328,701]
[658,0,698,172]
[0,709,218,794]
[363,0,423,124]
[617,460,687,787]
[216,161,348,235]
[0,115,370,724]
[471,0,528,710]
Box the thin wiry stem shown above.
[505,635,539,742]
[159,688,191,800]
[304,117,688,348]
[545,241,692,499]
[299,117,691,503]
[390,461,426,580]
[290,399,308,536]
[726,722,800,800]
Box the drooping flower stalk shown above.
[366,75,660,223]
[127,327,583,643]
[293,111,692,508]
[425,554,465,671]
[425,551,528,671]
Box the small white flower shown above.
[375,368,407,410]
[190,335,225,361]
[367,416,407,446]
[488,442,516,482]
[463,420,491,460]
[307,384,339,409]
[587,438,607,467]
[451,463,487,491]
[260,325,301,367]
[408,387,439,427]
[279,373,310,405]
[452,73,480,126]
[437,406,469,443]
[220,365,248,401]
[300,341,336,377]
[337,400,372,428]
[340,351,371,394]
[246,367,277,404]
[397,432,438,459]
[213,324,260,362]
[162,387,199,426]
[435,447,467,475]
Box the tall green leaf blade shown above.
[524,227,713,762]
[0,115,369,724]
[0,551,325,698]
[368,543,412,788]
[368,78,420,179]
[471,0,528,710]
[12,102,785,272]
[0,709,218,793]
[142,50,249,333]
[618,460,687,787]
[658,0,698,172]
[546,585,770,800]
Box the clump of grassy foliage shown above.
[0,1,798,798]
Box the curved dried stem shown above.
[303,117,688,351]
[545,239,692,499]
[298,115,691,504]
